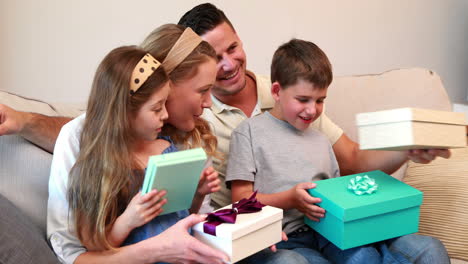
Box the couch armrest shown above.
[404,146,468,261]
[0,135,52,236]
[0,193,59,263]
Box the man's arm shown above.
[0,104,71,152]
[333,133,450,176]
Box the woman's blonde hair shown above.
[68,46,169,249]
[141,24,220,159]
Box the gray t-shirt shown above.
[226,112,340,234]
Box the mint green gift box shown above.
[305,170,422,250]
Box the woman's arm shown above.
[75,214,229,264]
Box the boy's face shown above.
[271,79,327,131]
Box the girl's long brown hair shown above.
[141,24,220,159]
[68,46,169,249]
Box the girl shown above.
[67,46,219,251]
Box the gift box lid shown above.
[193,205,283,240]
[356,107,467,126]
[308,170,423,222]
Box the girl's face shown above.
[131,82,170,141]
[165,58,216,132]
[271,79,327,131]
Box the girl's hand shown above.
[270,231,288,252]
[120,189,167,230]
[291,182,325,222]
[197,166,221,196]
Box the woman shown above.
[47,24,228,264]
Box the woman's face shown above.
[165,58,216,132]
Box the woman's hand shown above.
[154,214,230,264]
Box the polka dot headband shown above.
[129,53,161,94]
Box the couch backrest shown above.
[325,68,452,179]
[326,68,452,142]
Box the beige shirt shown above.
[202,71,343,208]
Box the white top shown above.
[47,114,86,264]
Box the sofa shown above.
[0,68,466,263]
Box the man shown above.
[177,3,450,209]
[178,4,451,264]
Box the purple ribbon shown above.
[203,191,265,236]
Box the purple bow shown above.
[203,191,265,236]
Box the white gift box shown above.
[193,205,283,263]
[356,107,467,150]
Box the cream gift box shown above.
[193,205,283,263]
[356,107,467,150]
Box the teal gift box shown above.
[305,170,422,250]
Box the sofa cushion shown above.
[326,68,452,179]
[0,90,59,116]
[0,90,83,237]
[0,193,59,264]
[405,146,468,261]
[0,135,53,236]
[0,90,85,117]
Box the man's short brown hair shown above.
[271,39,332,89]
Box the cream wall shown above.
[1,0,467,104]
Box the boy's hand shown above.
[196,166,221,196]
[120,190,167,230]
[291,182,325,222]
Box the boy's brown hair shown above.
[271,38,332,89]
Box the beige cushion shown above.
[326,68,452,180]
[0,90,82,236]
[405,146,468,261]
[0,90,85,117]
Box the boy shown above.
[226,39,448,264]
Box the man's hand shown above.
[290,182,325,222]
[154,214,229,264]
[407,149,451,164]
[0,104,30,136]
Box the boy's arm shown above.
[231,180,295,209]
[231,180,324,221]
[0,104,71,152]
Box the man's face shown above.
[201,22,247,97]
